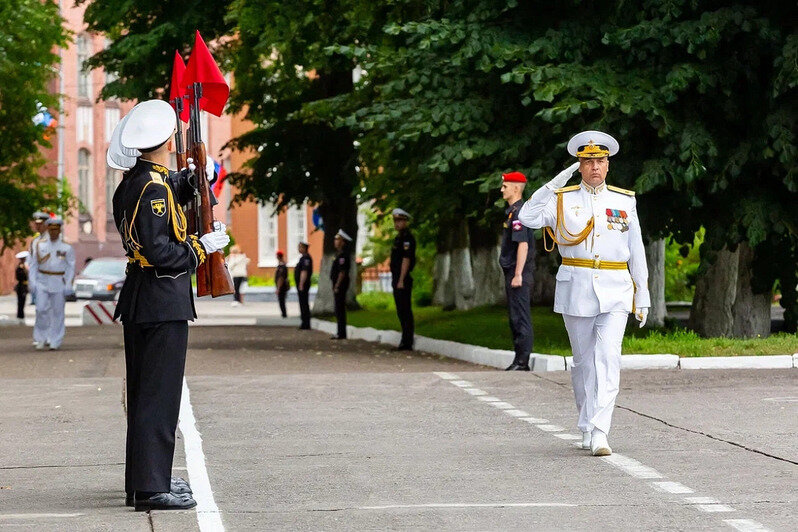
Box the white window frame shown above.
[286,202,307,264]
[257,203,279,267]
[77,105,93,144]
[104,107,120,142]
[78,148,93,214]
[77,34,92,100]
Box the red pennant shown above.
[169,51,189,122]
[183,30,229,117]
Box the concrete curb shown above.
[307,320,797,372]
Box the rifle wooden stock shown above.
[190,141,234,298]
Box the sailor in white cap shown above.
[519,130,650,456]
[28,217,74,350]
[28,211,51,311]
[330,229,354,339]
[390,208,416,350]
[113,99,228,511]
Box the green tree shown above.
[0,0,70,248]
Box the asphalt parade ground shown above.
[0,320,796,531]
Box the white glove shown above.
[185,157,197,172]
[212,221,227,233]
[635,307,649,328]
[199,230,230,254]
[546,162,580,190]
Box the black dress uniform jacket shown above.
[294,254,313,290]
[500,199,535,275]
[113,159,207,323]
[390,230,416,285]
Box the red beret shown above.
[276,249,285,257]
[502,171,527,183]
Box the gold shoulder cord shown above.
[543,192,594,252]
[128,181,188,251]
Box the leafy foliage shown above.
[0,0,71,248]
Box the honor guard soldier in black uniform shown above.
[330,229,353,339]
[390,208,416,350]
[295,241,313,329]
[111,100,230,511]
[500,172,536,371]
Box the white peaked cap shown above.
[391,208,411,219]
[15,251,30,259]
[120,100,176,151]
[45,217,63,226]
[107,113,139,171]
[335,229,353,242]
[567,130,619,158]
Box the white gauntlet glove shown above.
[545,162,580,190]
[635,308,649,328]
[199,225,230,254]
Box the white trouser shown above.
[563,311,627,434]
[34,289,66,348]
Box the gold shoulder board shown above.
[607,185,635,196]
[149,171,165,183]
[554,185,580,193]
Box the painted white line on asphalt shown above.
[449,380,473,387]
[651,481,694,494]
[358,502,577,510]
[536,424,566,432]
[696,505,735,513]
[179,378,224,532]
[489,402,515,409]
[602,453,663,479]
[520,417,549,424]
[464,388,487,396]
[553,434,581,441]
[762,396,798,403]
[686,497,720,504]
[724,519,772,532]
[0,514,84,519]
[477,396,501,402]
[503,409,530,417]
[433,372,459,380]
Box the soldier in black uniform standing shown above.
[274,250,289,318]
[390,208,416,350]
[330,229,353,339]
[499,172,536,371]
[112,100,230,511]
[295,241,313,329]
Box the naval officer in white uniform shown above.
[29,217,75,350]
[519,131,650,456]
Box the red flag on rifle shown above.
[169,51,189,122]
[183,30,229,117]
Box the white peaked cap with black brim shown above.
[567,130,619,158]
[391,208,411,219]
[120,100,177,151]
[335,229,353,242]
[45,217,63,226]
[107,113,140,171]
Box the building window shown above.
[257,204,279,267]
[104,108,119,142]
[77,34,92,100]
[77,105,93,144]
[106,167,120,218]
[78,149,93,215]
[286,203,307,264]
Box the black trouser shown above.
[392,277,414,347]
[277,289,288,317]
[233,277,245,303]
[16,288,27,319]
[297,289,311,329]
[334,280,349,338]
[123,320,188,494]
[504,269,533,365]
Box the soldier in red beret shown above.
[500,171,536,371]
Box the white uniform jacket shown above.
[29,237,75,293]
[519,181,650,317]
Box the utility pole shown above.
[56,0,66,215]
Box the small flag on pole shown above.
[169,51,189,122]
[183,30,230,117]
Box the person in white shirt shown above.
[227,245,250,306]
[28,217,75,350]
[518,130,650,456]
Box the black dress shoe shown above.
[505,363,531,371]
[171,477,192,495]
[134,492,197,511]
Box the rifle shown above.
[185,82,234,297]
